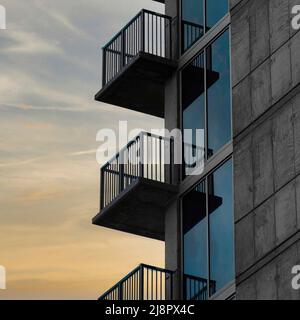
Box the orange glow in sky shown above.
[0,0,165,300]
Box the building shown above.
[92,0,300,300]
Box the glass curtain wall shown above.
[182,30,231,177]
[181,0,229,52]
[183,159,234,299]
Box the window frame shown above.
[177,7,233,301]
[180,0,229,54]
[180,26,232,179]
[181,156,234,300]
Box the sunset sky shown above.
[0,0,165,300]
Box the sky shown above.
[0,0,165,300]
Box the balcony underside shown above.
[95,52,177,118]
[93,177,178,241]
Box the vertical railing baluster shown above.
[141,10,145,52]
[121,29,125,68]
[170,272,173,300]
[119,153,124,193]
[139,133,144,178]
[139,265,144,300]
[102,11,172,82]
[102,49,107,86]
[100,168,104,210]
[148,12,150,53]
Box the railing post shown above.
[170,272,173,300]
[118,282,123,300]
[139,133,144,178]
[169,137,174,184]
[102,49,107,86]
[100,168,105,210]
[169,17,172,59]
[141,10,145,52]
[121,29,126,68]
[119,154,125,193]
[139,265,144,300]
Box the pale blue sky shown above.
[0,0,165,299]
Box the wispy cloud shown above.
[69,149,97,156]
[0,0,164,300]
[36,3,97,42]
[0,29,62,54]
[0,157,42,168]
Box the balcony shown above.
[92,132,178,241]
[95,9,177,118]
[99,264,174,300]
[98,264,216,301]
[184,274,216,300]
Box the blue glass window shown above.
[182,52,205,176]
[206,0,229,29]
[183,180,208,300]
[182,0,204,52]
[181,0,229,53]
[208,160,234,293]
[183,159,234,299]
[207,31,231,157]
[182,30,231,177]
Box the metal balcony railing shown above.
[100,132,174,210]
[99,264,174,300]
[182,20,205,52]
[102,9,172,86]
[184,274,216,301]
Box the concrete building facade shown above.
[232,0,300,300]
[93,0,300,300]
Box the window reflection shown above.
[208,160,234,294]
[207,31,231,157]
[182,0,204,52]
[182,30,231,176]
[206,0,229,29]
[182,52,205,177]
[181,0,229,53]
[183,159,234,299]
[183,180,208,299]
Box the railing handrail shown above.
[102,10,142,50]
[99,264,174,300]
[102,9,172,50]
[99,265,141,299]
[102,9,173,86]
[183,273,208,283]
[139,263,174,275]
[101,131,170,170]
[181,19,205,30]
[100,131,174,210]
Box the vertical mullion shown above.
[205,176,210,299]
[152,13,154,54]
[156,15,158,55]
[204,45,208,162]
[203,0,207,34]
[160,271,162,300]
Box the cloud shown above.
[0,29,62,54]
[36,3,96,42]
[69,149,97,156]
[0,0,165,300]
[0,157,42,168]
